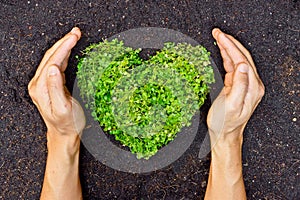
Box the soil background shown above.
[0,0,299,199]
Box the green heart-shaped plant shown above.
[76,39,214,159]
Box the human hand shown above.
[29,28,85,200]
[28,27,85,147]
[207,28,265,144]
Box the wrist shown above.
[46,130,81,159]
[209,128,244,168]
[209,126,244,147]
[211,138,243,158]
[42,131,81,200]
[210,130,244,184]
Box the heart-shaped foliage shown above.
[77,39,214,159]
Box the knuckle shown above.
[28,80,33,91]
[259,85,265,97]
[235,62,250,72]
[28,89,34,98]
[28,81,36,98]
[224,73,231,80]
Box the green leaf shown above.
[76,39,215,159]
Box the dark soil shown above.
[0,0,299,199]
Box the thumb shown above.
[227,63,249,108]
[47,65,70,116]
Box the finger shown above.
[45,34,78,72]
[227,63,249,111]
[62,72,66,84]
[224,72,233,87]
[28,76,52,112]
[35,33,79,89]
[213,28,249,69]
[245,66,265,108]
[47,65,70,117]
[219,44,235,73]
[224,34,255,68]
[34,27,81,78]
[224,33,265,90]
[225,33,265,90]
[212,29,234,73]
[61,51,72,71]
[214,28,265,95]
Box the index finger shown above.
[212,29,235,73]
[225,34,255,68]
[34,27,81,79]
[213,29,250,69]
[218,29,264,86]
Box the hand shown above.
[28,27,85,145]
[207,28,265,144]
[28,27,85,200]
[204,28,265,200]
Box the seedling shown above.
[77,39,214,159]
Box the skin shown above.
[28,27,264,200]
[205,28,265,200]
[28,27,85,200]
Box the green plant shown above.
[77,39,214,159]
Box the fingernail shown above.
[219,31,227,40]
[48,66,58,76]
[238,64,249,73]
[213,28,220,33]
[212,28,220,37]
[71,27,78,34]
